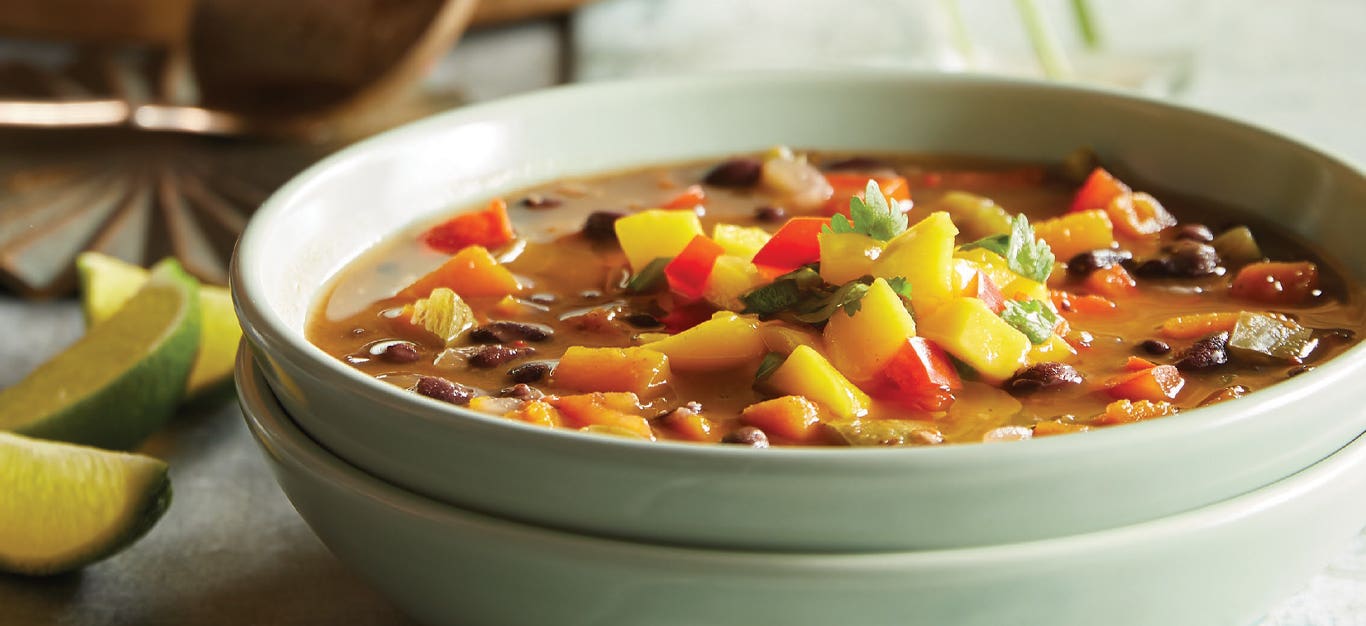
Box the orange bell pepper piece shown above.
[664,235,725,300]
[398,245,520,299]
[420,198,515,253]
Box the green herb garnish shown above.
[886,276,913,300]
[754,352,786,383]
[961,214,1055,283]
[741,266,822,315]
[625,257,672,293]
[794,281,871,322]
[1001,298,1061,344]
[824,179,908,242]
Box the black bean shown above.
[469,345,533,368]
[1134,257,1176,277]
[582,211,625,241]
[497,383,544,400]
[1066,249,1133,277]
[521,194,562,209]
[822,156,892,171]
[1173,223,1214,243]
[470,321,555,343]
[507,361,552,383]
[1004,362,1084,393]
[754,205,786,222]
[415,376,474,405]
[722,426,769,448]
[702,158,762,188]
[1139,339,1172,356]
[1166,240,1221,277]
[623,313,662,328]
[1175,332,1230,371]
[378,342,420,363]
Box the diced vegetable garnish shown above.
[823,278,917,382]
[958,214,1055,284]
[614,209,705,272]
[825,179,909,241]
[817,231,883,285]
[935,191,1012,241]
[401,287,475,346]
[1025,333,1077,365]
[1000,299,1062,345]
[398,245,521,299]
[1230,261,1319,305]
[750,217,830,273]
[664,235,725,300]
[421,198,515,253]
[702,256,766,310]
[643,312,765,371]
[823,174,911,218]
[964,271,1007,314]
[712,224,772,261]
[1069,167,1130,213]
[554,347,672,396]
[876,337,961,412]
[625,257,672,294]
[553,392,654,440]
[1032,209,1116,262]
[918,297,1032,382]
[874,211,959,310]
[763,345,870,420]
[1227,311,1319,362]
[740,395,823,443]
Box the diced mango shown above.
[643,312,766,370]
[918,297,1031,382]
[874,211,958,312]
[614,209,705,272]
[764,345,870,419]
[398,245,521,299]
[703,255,766,310]
[740,395,822,443]
[1032,209,1116,262]
[818,231,883,285]
[712,224,772,261]
[955,248,1053,303]
[553,392,654,439]
[823,278,917,382]
[758,322,823,355]
[1026,333,1078,365]
[554,347,671,396]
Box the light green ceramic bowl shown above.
[232,71,1366,552]
[237,346,1366,626]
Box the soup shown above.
[307,148,1364,446]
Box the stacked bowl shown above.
[232,72,1366,625]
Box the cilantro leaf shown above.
[1001,299,1061,344]
[740,266,822,316]
[960,215,1055,283]
[886,276,913,300]
[625,257,672,293]
[792,280,870,322]
[821,179,908,242]
[754,352,786,383]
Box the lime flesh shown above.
[0,259,200,450]
[0,431,171,576]
[77,252,238,398]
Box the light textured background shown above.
[2,1,1364,624]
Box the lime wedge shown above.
[77,252,238,398]
[0,259,200,450]
[0,431,171,576]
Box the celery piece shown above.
[409,287,476,346]
[1227,311,1318,362]
[1211,226,1263,266]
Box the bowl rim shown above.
[237,343,1366,563]
[232,68,1366,462]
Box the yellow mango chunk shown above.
[712,224,772,261]
[1026,333,1078,365]
[918,297,1031,382]
[765,345,870,419]
[643,312,765,371]
[614,209,705,271]
[954,248,1050,303]
[759,322,822,356]
[874,211,958,312]
[554,347,672,397]
[1033,209,1116,262]
[823,278,916,382]
[818,231,883,285]
[703,255,765,311]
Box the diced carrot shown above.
[750,217,831,273]
[1105,364,1185,402]
[878,337,962,412]
[1082,264,1137,299]
[1033,419,1091,437]
[822,173,911,215]
[1051,289,1117,315]
[1123,356,1156,371]
[1070,168,1130,213]
[421,198,516,253]
[740,395,822,443]
[966,271,1007,314]
[1230,261,1319,305]
[398,245,521,299]
[1158,312,1242,339]
[660,411,719,442]
[554,347,672,397]
[506,400,563,428]
[664,235,725,300]
[553,393,654,440]
[662,184,707,210]
[1106,192,1177,238]
[1092,399,1179,426]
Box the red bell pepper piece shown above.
[750,217,830,274]
[421,198,516,253]
[879,337,962,412]
[1069,168,1130,213]
[966,271,1007,314]
[659,301,716,334]
[822,173,911,215]
[664,235,725,300]
[662,184,707,210]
